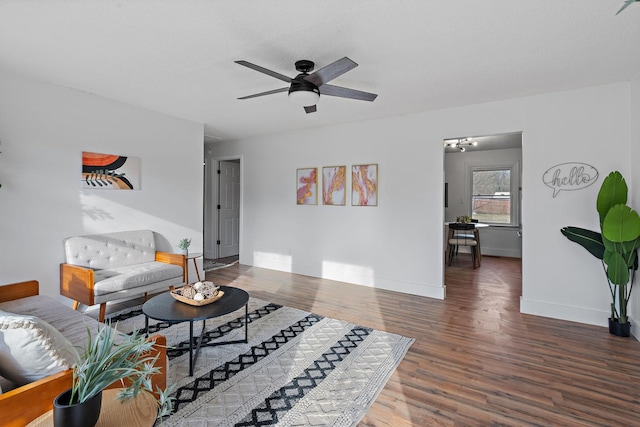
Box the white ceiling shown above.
[1,1,639,142]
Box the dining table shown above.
[444,222,489,266]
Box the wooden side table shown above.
[26,389,157,427]
[184,252,203,282]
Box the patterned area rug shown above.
[106,297,414,427]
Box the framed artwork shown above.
[352,164,378,206]
[322,166,346,205]
[296,167,317,205]
[82,151,140,190]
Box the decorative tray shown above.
[171,282,224,306]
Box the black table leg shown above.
[191,320,208,376]
[188,320,194,376]
[182,306,250,377]
[244,303,248,343]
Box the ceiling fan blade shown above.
[304,57,358,86]
[238,87,289,100]
[235,60,292,83]
[304,105,317,114]
[319,84,378,102]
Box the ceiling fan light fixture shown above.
[288,88,320,107]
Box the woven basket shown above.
[171,288,224,306]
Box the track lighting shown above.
[444,138,478,152]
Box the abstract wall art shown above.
[352,164,378,206]
[82,151,141,190]
[296,167,317,205]
[322,166,346,206]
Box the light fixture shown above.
[288,76,320,107]
[444,138,478,152]
[288,89,320,107]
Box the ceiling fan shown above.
[235,57,378,114]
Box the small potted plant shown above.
[53,323,173,427]
[456,215,471,224]
[177,238,191,255]
[561,171,640,337]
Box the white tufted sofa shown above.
[60,229,185,321]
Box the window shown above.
[471,168,513,225]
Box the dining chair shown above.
[447,223,480,268]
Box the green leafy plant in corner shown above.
[177,238,191,251]
[561,171,640,326]
[69,322,173,421]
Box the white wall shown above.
[212,82,632,328]
[629,72,640,331]
[445,147,522,258]
[0,71,204,300]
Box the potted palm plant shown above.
[53,323,173,427]
[561,171,640,337]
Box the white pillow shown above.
[0,310,76,386]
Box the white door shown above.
[218,160,240,258]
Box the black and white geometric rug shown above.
[106,297,414,427]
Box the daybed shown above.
[0,280,167,427]
[60,229,185,322]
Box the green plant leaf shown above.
[560,226,604,260]
[606,251,630,285]
[602,234,617,254]
[596,171,627,227]
[602,204,640,243]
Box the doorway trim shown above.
[205,153,243,260]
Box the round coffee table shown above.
[142,285,249,376]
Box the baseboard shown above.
[316,268,446,300]
[520,296,607,326]
[453,246,521,258]
[480,247,521,258]
[247,255,445,300]
[521,297,639,341]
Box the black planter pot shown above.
[608,318,631,337]
[53,388,102,427]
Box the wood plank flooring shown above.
[93,254,640,426]
[204,255,640,427]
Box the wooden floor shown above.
[94,254,640,426]
[205,255,640,427]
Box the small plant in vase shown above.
[53,323,173,427]
[456,215,471,224]
[177,238,191,255]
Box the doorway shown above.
[218,160,240,258]
[204,153,241,260]
[443,132,523,270]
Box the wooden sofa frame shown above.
[0,280,167,427]
[60,251,185,322]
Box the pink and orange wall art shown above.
[352,164,378,206]
[322,166,346,205]
[296,167,317,205]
